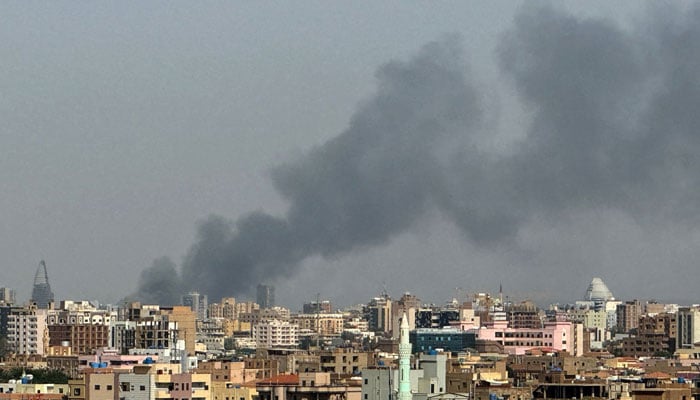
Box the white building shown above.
[678,306,700,349]
[253,319,298,348]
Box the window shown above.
[95,385,101,390]
[140,386,146,391]
[107,385,113,391]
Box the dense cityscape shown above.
[0,261,697,400]
[4,3,700,400]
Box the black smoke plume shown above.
[134,4,700,304]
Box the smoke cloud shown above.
[133,4,700,304]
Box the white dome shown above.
[586,277,614,301]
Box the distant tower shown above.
[585,277,614,302]
[256,284,275,309]
[0,287,16,305]
[31,260,54,309]
[398,311,412,400]
[181,291,208,320]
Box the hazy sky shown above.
[2,1,698,310]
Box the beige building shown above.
[318,348,373,375]
[208,298,236,320]
[256,372,361,400]
[292,314,344,336]
[6,306,48,355]
[161,306,197,356]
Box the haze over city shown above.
[2,1,700,308]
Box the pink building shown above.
[79,348,159,371]
[475,318,583,355]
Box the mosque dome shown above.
[585,277,614,301]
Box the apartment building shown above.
[6,306,48,355]
[616,300,642,333]
[207,298,236,320]
[47,306,116,355]
[318,348,373,375]
[476,319,584,356]
[292,314,344,336]
[253,319,299,348]
[677,306,700,350]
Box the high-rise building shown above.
[208,297,236,319]
[256,284,275,309]
[303,300,332,314]
[677,306,700,350]
[0,288,16,305]
[253,319,298,348]
[31,260,55,309]
[181,291,208,320]
[47,305,115,355]
[6,305,48,355]
[366,294,392,333]
[616,299,642,333]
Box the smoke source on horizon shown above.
[134,4,700,305]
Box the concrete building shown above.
[677,306,700,350]
[254,319,299,348]
[303,300,332,314]
[134,316,178,351]
[198,319,226,351]
[318,348,373,375]
[0,288,16,305]
[476,319,584,356]
[365,294,392,334]
[256,372,361,400]
[505,301,544,329]
[6,306,48,355]
[110,320,137,355]
[182,292,208,321]
[240,307,291,326]
[617,300,642,333]
[161,306,197,356]
[391,293,421,339]
[362,368,424,400]
[415,352,448,397]
[208,297,236,320]
[292,314,344,336]
[565,307,609,349]
[616,312,677,357]
[46,306,116,355]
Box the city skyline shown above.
[2,2,700,307]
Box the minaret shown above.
[397,311,412,400]
[31,260,54,309]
